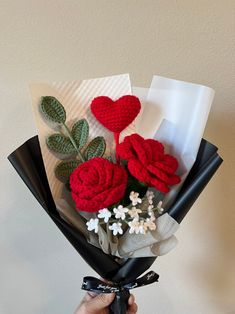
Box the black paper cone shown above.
[168,139,223,222]
[8,136,222,314]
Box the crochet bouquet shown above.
[8,74,222,314]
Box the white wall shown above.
[0,1,234,313]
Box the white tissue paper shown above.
[134,75,214,207]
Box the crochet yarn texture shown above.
[70,157,128,212]
[117,134,181,193]
[91,95,141,133]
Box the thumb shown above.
[86,293,115,312]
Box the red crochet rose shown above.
[117,134,180,193]
[70,157,128,212]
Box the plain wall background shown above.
[0,1,234,313]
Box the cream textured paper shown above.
[29,74,134,203]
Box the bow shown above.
[81,271,159,314]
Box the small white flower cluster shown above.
[86,190,164,236]
[156,200,164,214]
[129,191,142,206]
[128,190,156,235]
[86,205,129,235]
[147,190,164,214]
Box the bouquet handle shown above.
[82,271,159,313]
[109,290,130,314]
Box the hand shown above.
[74,292,138,314]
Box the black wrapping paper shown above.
[168,139,223,222]
[8,136,222,314]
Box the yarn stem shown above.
[62,123,85,162]
[114,132,120,163]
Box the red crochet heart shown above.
[91,95,141,133]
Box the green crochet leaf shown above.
[55,160,81,183]
[71,119,89,149]
[40,96,66,124]
[46,134,77,155]
[84,136,106,160]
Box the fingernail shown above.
[129,294,135,305]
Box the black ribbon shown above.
[81,271,159,314]
[82,270,159,293]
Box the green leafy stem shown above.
[63,123,85,162]
[40,96,106,184]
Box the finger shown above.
[85,293,115,312]
[83,277,110,302]
[128,294,135,306]
[127,302,138,314]
[82,291,97,302]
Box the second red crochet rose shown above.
[117,133,181,193]
[70,157,128,212]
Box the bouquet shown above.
[8,74,222,313]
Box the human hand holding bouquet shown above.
[74,292,137,314]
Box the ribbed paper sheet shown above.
[30,74,134,202]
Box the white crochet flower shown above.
[148,210,156,221]
[146,190,154,200]
[129,191,142,206]
[128,218,140,234]
[109,222,123,236]
[138,220,148,234]
[157,201,164,214]
[128,207,142,218]
[144,218,156,231]
[97,208,112,223]
[113,205,129,220]
[86,218,99,233]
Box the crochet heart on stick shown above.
[91,95,141,133]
